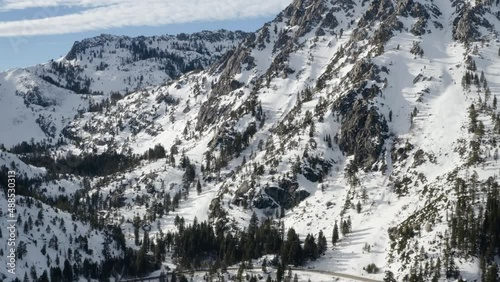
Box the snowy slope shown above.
[2,0,500,281]
[0,30,248,148]
[0,188,122,280]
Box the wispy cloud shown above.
[0,0,120,11]
[0,0,292,37]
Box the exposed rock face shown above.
[197,0,333,132]
[253,180,310,209]
[395,0,430,18]
[359,0,395,27]
[16,86,57,108]
[253,194,279,209]
[337,98,388,169]
[452,5,491,42]
[320,12,339,31]
[411,17,427,35]
[289,0,327,37]
[196,98,231,131]
[348,60,381,86]
[210,45,253,79]
[302,158,333,182]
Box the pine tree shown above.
[248,212,259,236]
[383,271,396,282]
[317,230,327,255]
[30,265,37,281]
[276,263,285,282]
[133,215,140,246]
[342,220,349,236]
[303,234,318,261]
[468,104,478,133]
[39,270,50,282]
[62,259,73,282]
[50,266,62,282]
[282,228,303,266]
[196,179,202,194]
[434,257,441,279]
[17,241,27,260]
[136,244,148,274]
[332,221,339,246]
[23,273,29,282]
[485,263,498,282]
[446,257,459,279]
[41,244,46,255]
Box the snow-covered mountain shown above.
[0,30,248,147]
[2,0,500,281]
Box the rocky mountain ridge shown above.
[1,0,500,281]
[0,29,248,147]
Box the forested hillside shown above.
[1,0,500,281]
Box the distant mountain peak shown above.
[65,30,249,61]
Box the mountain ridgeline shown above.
[0,30,249,147]
[1,0,500,281]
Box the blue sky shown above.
[0,0,291,71]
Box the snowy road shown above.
[123,267,384,282]
[288,268,383,282]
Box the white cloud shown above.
[0,0,120,11]
[0,0,292,37]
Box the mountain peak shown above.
[3,0,500,280]
[65,30,249,61]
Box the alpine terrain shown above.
[1,0,500,281]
